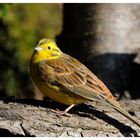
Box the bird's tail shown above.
[104,97,140,128]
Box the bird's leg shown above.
[63,104,75,114]
[51,104,75,116]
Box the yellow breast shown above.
[36,81,87,105]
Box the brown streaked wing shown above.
[63,54,115,100]
[39,53,115,101]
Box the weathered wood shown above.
[0,99,139,137]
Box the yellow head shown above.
[33,38,62,63]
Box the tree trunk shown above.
[57,4,140,99]
[0,99,139,137]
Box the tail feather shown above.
[104,97,140,128]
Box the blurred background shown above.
[0,3,140,100]
[0,4,62,99]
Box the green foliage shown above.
[0,4,62,98]
[0,4,9,17]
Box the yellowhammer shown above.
[30,38,140,128]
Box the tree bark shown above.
[57,4,140,99]
[0,99,139,137]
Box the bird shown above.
[30,38,140,128]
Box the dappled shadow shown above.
[72,103,138,137]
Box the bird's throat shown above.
[32,51,61,63]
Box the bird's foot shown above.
[50,108,72,116]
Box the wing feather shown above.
[38,53,115,101]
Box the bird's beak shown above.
[35,46,43,51]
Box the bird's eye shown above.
[48,46,51,50]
